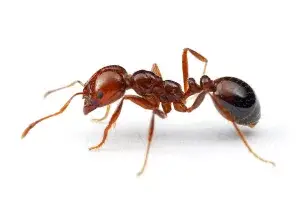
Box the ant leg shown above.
[182,48,208,92]
[173,102,188,112]
[186,91,206,112]
[151,65,175,112]
[44,80,84,98]
[91,105,116,129]
[88,95,162,151]
[183,78,202,104]
[151,63,162,78]
[232,122,276,166]
[162,102,172,114]
[91,105,111,123]
[21,92,84,138]
[208,93,275,166]
[137,109,167,176]
[173,91,206,113]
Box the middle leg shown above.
[137,108,167,176]
[89,95,164,151]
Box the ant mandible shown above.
[21,48,275,176]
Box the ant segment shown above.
[22,48,275,176]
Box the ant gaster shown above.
[22,48,275,176]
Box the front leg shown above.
[91,105,111,123]
[89,95,164,151]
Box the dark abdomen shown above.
[212,77,261,126]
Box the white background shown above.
[1,0,299,203]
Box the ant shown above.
[22,48,275,176]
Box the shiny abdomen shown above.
[212,77,261,126]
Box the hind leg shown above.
[208,93,275,166]
[182,48,208,92]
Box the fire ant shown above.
[22,48,275,176]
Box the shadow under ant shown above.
[84,120,280,152]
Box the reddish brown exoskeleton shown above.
[22,48,275,176]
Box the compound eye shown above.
[97,91,104,99]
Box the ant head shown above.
[83,66,127,115]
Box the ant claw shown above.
[88,145,101,151]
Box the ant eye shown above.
[97,91,103,99]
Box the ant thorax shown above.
[130,70,184,103]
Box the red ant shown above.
[22,48,275,176]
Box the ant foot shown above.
[88,144,102,151]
